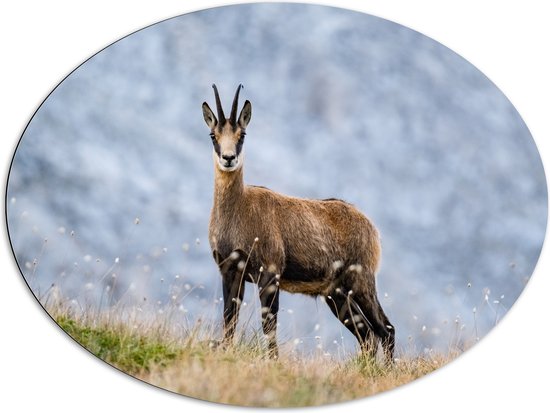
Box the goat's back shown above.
[247,186,380,279]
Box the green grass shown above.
[56,316,181,374]
[50,307,457,407]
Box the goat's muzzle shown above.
[218,153,239,171]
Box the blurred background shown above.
[6,3,546,355]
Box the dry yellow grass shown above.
[140,345,454,407]
[46,298,460,408]
[138,342,453,407]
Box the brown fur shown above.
[202,85,394,360]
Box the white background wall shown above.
[1,1,548,412]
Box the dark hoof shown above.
[266,347,279,360]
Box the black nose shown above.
[222,154,236,163]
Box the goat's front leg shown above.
[258,272,280,358]
[222,268,245,346]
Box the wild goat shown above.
[202,84,394,360]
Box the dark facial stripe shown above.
[211,133,221,156]
[236,133,245,156]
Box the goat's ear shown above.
[238,100,252,128]
[202,102,217,129]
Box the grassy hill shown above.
[51,303,456,407]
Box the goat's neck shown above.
[213,165,244,213]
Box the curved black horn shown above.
[230,84,243,124]
[212,84,225,122]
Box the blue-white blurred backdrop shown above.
[7,3,547,355]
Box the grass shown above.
[142,345,450,407]
[48,301,457,407]
[56,316,181,374]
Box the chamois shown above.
[202,84,395,360]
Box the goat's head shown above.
[202,84,252,172]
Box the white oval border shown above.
[1,1,548,412]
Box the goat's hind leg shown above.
[352,291,395,363]
[340,265,395,362]
[326,280,395,362]
[374,295,395,361]
[325,289,378,359]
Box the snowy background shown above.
[6,3,546,355]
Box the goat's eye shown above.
[210,133,216,141]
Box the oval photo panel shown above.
[6,3,547,407]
